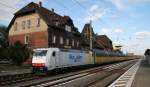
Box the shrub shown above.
[0,47,11,60]
[10,41,30,65]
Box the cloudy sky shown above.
[0,0,150,55]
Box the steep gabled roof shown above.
[81,23,94,35]
[8,2,75,31]
[96,35,113,50]
[15,2,39,15]
[96,35,112,43]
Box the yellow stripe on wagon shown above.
[87,51,92,64]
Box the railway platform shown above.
[108,58,150,87]
[0,64,31,76]
[131,59,150,87]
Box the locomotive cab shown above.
[32,49,48,74]
[32,48,59,74]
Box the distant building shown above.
[81,23,113,50]
[144,49,150,65]
[8,2,81,49]
[81,23,102,49]
[96,35,113,50]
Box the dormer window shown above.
[65,25,71,32]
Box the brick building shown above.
[8,2,81,49]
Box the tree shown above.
[10,41,30,65]
[0,25,8,48]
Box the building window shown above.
[52,35,56,43]
[77,41,79,47]
[22,21,26,29]
[72,39,74,46]
[27,20,31,28]
[60,37,63,44]
[25,35,30,47]
[55,22,59,26]
[14,22,17,31]
[37,18,40,27]
[66,39,69,45]
[65,25,71,32]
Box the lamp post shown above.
[90,20,92,51]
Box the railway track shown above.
[0,73,41,86]
[27,60,138,87]
[0,59,138,87]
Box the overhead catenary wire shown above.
[72,0,111,28]
[0,1,17,10]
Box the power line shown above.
[0,1,17,10]
[72,0,110,27]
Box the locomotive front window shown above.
[33,50,47,56]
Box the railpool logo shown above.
[69,54,82,62]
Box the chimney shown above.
[39,1,42,7]
[52,8,54,12]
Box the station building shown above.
[8,2,81,50]
[8,2,113,51]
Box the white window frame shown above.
[65,25,71,32]
[77,41,79,47]
[60,37,63,44]
[66,39,69,45]
[72,39,74,46]
[55,22,59,26]
[52,35,56,43]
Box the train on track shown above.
[32,48,133,74]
